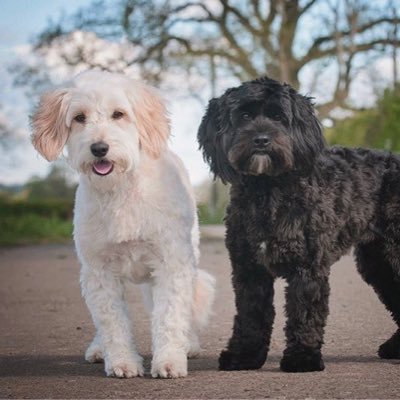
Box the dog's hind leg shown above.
[85,332,104,363]
[355,240,400,359]
[280,270,329,372]
[187,269,216,358]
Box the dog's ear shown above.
[130,83,170,159]
[287,86,326,170]
[197,97,238,184]
[31,89,71,161]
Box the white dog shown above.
[31,70,215,379]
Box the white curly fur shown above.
[31,70,215,379]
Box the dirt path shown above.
[0,238,399,399]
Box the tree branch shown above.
[302,16,400,67]
[220,0,261,36]
[300,0,319,15]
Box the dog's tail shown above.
[192,269,216,330]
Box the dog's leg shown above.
[188,268,216,358]
[219,269,275,370]
[356,241,400,359]
[280,270,329,372]
[219,230,275,370]
[81,265,144,378]
[140,281,208,358]
[85,332,103,363]
[150,260,193,378]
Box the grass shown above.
[0,213,73,246]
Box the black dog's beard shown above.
[227,134,294,176]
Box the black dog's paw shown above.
[378,330,400,359]
[219,347,267,371]
[280,347,325,372]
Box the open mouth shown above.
[92,159,114,176]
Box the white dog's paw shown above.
[105,355,144,378]
[187,347,202,359]
[85,342,104,363]
[151,351,188,378]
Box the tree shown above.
[27,164,77,200]
[14,0,400,117]
[327,85,400,151]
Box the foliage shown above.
[327,86,400,152]
[197,202,225,225]
[0,197,74,220]
[0,214,73,246]
[26,164,77,201]
[0,163,76,245]
[0,198,73,246]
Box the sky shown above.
[0,0,212,186]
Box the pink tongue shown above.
[93,160,113,175]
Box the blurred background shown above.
[1,0,399,245]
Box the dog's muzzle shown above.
[91,141,114,176]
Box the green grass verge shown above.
[0,214,73,246]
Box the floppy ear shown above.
[131,83,170,159]
[197,97,238,184]
[287,85,326,170]
[31,89,71,161]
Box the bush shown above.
[0,214,73,245]
[327,86,400,152]
[197,203,225,225]
[0,198,74,219]
[0,199,74,246]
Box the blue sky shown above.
[0,0,87,50]
[0,0,211,186]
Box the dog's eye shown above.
[241,112,251,121]
[74,113,86,123]
[112,111,124,120]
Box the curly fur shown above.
[198,76,400,372]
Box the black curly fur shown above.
[197,76,400,372]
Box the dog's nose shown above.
[253,134,270,148]
[90,142,109,157]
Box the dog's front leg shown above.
[219,230,275,370]
[150,261,192,378]
[280,270,330,372]
[80,265,144,378]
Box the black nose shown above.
[253,134,270,148]
[90,142,109,157]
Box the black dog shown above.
[198,76,400,372]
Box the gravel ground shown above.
[0,235,399,399]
